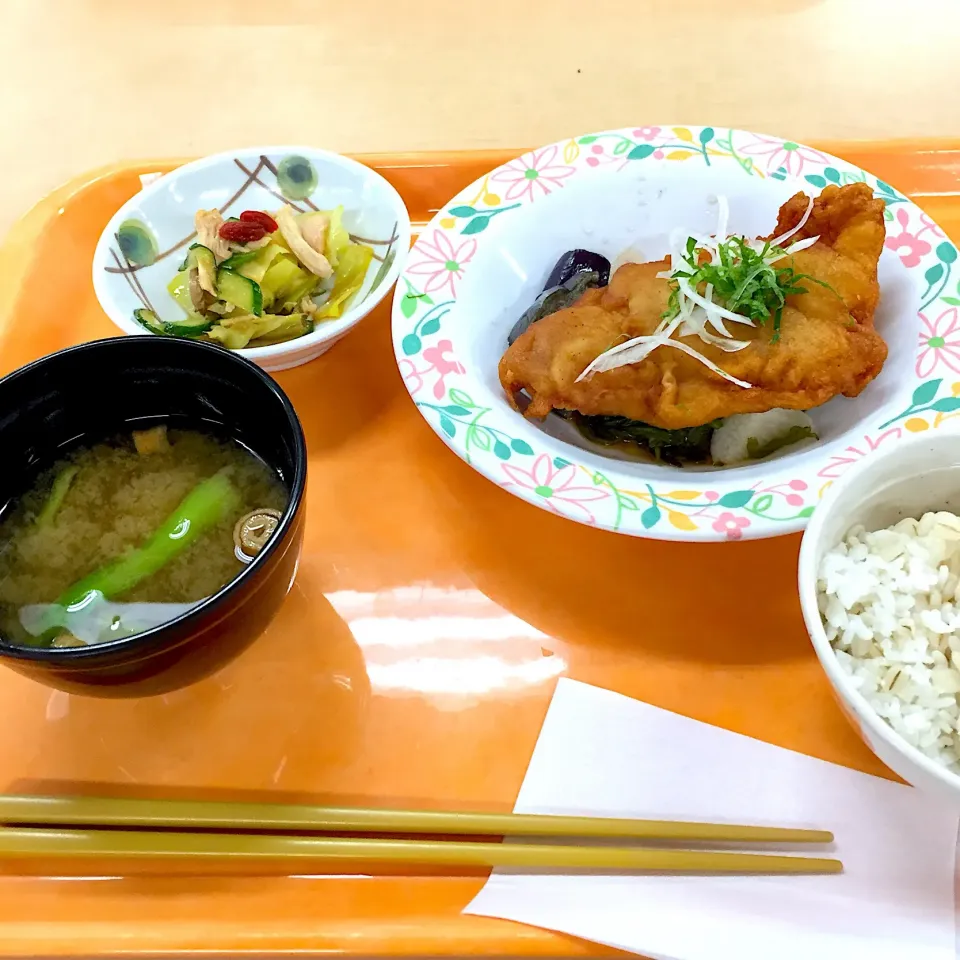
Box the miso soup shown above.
[0,427,287,648]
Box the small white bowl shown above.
[93,146,411,372]
[799,430,960,804]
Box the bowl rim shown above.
[798,429,960,794]
[92,144,412,361]
[0,335,307,663]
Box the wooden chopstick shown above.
[0,795,834,844]
[0,827,843,874]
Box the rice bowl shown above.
[818,513,960,771]
[799,430,960,804]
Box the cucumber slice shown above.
[216,268,263,316]
[178,243,218,295]
[219,249,260,271]
[168,270,193,313]
[165,313,215,337]
[133,308,166,335]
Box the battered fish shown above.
[499,183,888,430]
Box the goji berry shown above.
[218,220,267,243]
[239,210,279,233]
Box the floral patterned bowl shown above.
[93,146,411,372]
[391,126,960,541]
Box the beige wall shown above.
[1,0,959,232]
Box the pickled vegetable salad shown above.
[135,206,375,349]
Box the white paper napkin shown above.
[465,679,959,960]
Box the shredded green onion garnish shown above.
[664,235,828,344]
[576,195,841,388]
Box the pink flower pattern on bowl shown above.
[917,308,960,377]
[817,429,904,480]
[632,127,661,141]
[885,208,933,268]
[397,358,424,397]
[398,339,465,400]
[712,512,750,540]
[737,133,828,176]
[421,340,465,398]
[919,212,946,239]
[501,455,608,524]
[405,230,477,296]
[489,145,576,203]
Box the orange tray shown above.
[0,141,958,957]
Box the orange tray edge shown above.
[0,139,958,958]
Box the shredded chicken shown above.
[299,297,318,316]
[188,270,208,308]
[194,208,232,261]
[275,205,332,278]
[299,213,330,255]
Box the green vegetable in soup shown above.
[55,468,241,610]
[0,430,289,649]
[35,467,78,528]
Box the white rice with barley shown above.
[818,511,960,771]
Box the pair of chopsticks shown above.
[0,795,842,874]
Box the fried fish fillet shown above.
[499,183,888,430]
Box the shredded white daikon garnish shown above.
[575,195,818,387]
[769,196,815,248]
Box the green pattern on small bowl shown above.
[276,155,319,201]
[116,219,158,267]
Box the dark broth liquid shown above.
[0,428,287,647]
